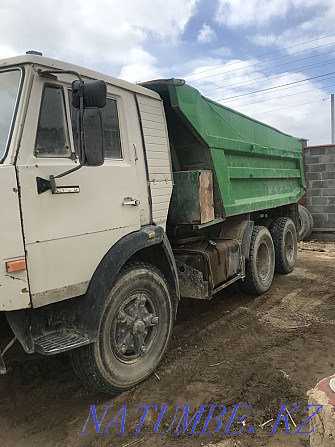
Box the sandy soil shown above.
[0,241,334,447]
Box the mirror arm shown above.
[49,163,83,192]
[37,69,83,83]
[38,68,85,168]
[52,163,83,180]
[36,69,86,192]
[79,88,85,164]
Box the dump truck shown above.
[0,54,305,394]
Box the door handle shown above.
[122,197,140,206]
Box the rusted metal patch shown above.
[199,170,214,224]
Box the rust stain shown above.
[199,171,214,224]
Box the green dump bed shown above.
[145,80,306,221]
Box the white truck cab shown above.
[1,55,174,308]
[0,55,177,393]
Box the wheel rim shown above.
[285,229,295,263]
[111,292,159,364]
[257,241,271,282]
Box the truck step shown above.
[34,331,90,355]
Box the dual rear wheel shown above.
[71,219,297,393]
[241,217,297,295]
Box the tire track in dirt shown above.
[0,244,334,447]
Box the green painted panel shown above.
[169,170,214,224]
[169,171,201,223]
[145,80,306,218]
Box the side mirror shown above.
[72,80,107,108]
[72,79,106,167]
[36,73,107,194]
[82,109,104,166]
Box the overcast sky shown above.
[2,0,335,145]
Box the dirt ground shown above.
[0,241,334,447]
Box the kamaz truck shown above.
[0,54,305,393]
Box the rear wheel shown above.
[270,217,297,274]
[298,205,314,241]
[70,262,173,394]
[241,225,275,295]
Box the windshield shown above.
[0,69,22,161]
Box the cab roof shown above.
[0,54,161,99]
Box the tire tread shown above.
[270,217,297,275]
[240,225,274,296]
[298,205,314,240]
[70,261,171,395]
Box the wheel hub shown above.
[133,319,146,335]
[113,293,159,362]
[285,230,294,263]
[257,241,271,281]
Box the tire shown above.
[298,205,314,241]
[270,217,297,274]
[70,262,173,394]
[240,225,275,296]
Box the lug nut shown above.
[118,344,126,354]
[117,311,127,323]
[151,316,159,325]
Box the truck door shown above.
[16,73,141,307]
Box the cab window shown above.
[102,99,122,159]
[35,86,71,158]
[70,96,122,160]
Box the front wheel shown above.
[240,225,275,296]
[70,262,173,394]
